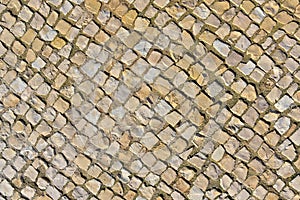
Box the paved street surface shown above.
[0,0,300,199]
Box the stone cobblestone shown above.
[0,0,300,199]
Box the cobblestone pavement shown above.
[0,0,300,199]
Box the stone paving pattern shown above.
[0,0,300,199]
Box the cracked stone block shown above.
[10,77,27,93]
[274,117,291,135]
[275,95,294,112]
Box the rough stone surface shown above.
[0,1,299,199]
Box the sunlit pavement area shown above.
[0,0,300,199]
